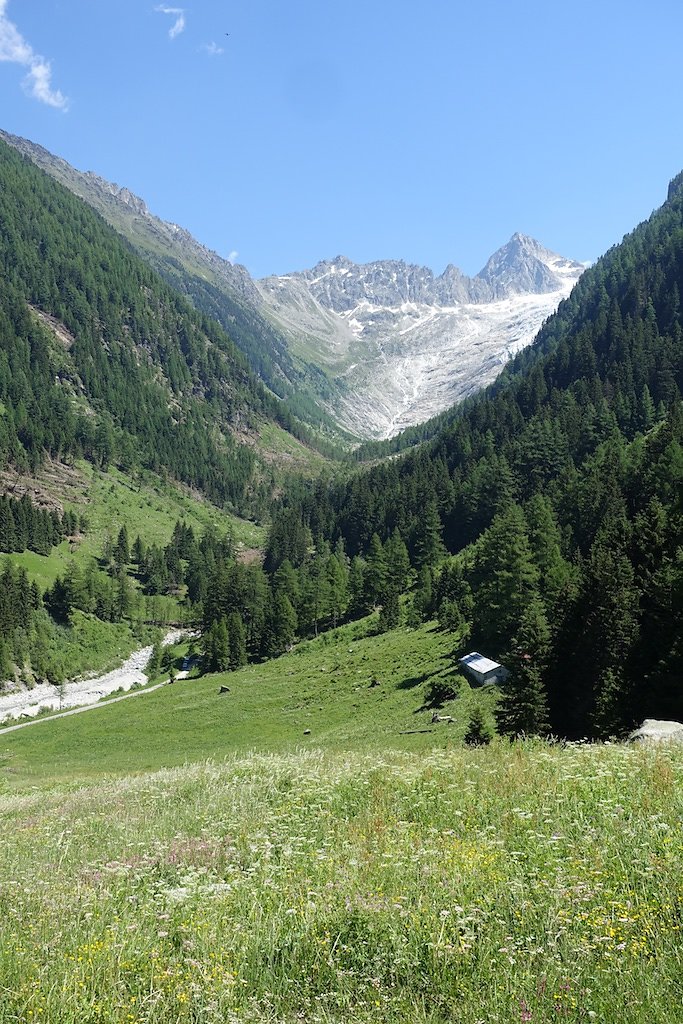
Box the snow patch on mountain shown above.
[259,238,584,438]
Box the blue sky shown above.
[1,0,683,279]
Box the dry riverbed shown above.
[0,630,188,724]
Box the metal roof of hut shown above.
[458,652,503,675]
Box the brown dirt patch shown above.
[0,458,88,514]
[28,305,76,350]
[236,546,262,565]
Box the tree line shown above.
[0,493,81,556]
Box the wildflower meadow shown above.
[0,741,681,1022]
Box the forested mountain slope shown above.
[0,129,345,438]
[266,173,683,738]
[0,138,319,510]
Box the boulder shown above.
[627,719,683,743]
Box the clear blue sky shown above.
[1,0,683,279]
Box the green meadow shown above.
[7,460,263,591]
[0,620,472,788]
[0,745,681,1023]
[0,619,682,1022]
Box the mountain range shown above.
[0,129,584,439]
[259,239,585,436]
[0,123,681,742]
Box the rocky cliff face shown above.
[272,233,579,312]
[258,240,585,438]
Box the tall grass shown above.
[1,742,681,1022]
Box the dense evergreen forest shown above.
[0,493,76,555]
[260,174,683,739]
[0,139,330,512]
[149,257,345,440]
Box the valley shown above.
[1,129,584,440]
[0,125,681,1024]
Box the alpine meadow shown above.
[0,114,681,1024]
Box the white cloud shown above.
[0,0,68,110]
[227,251,239,264]
[155,5,186,39]
[202,41,224,57]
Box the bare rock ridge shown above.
[82,172,150,217]
[267,234,580,311]
[258,243,585,438]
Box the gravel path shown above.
[0,630,189,725]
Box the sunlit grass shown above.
[6,460,262,587]
[3,460,261,681]
[0,619,483,788]
[0,743,681,1022]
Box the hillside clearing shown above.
[0,620,477,789]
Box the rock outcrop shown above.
[259,240,585,437]
[627,719,683,743]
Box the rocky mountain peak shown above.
[296,256,438,312]
[476,233,581,298]
[259,236,585,437]
[280,233,584,315]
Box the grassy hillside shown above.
[1,614,681,1023]
[0,739,680,1022]
[5,460,263,591]
[0,460,262,682]
[0,619,480,788]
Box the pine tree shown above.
[363,533,387,611]
[131,534,146,565]
[496,596,551,738]
[262,592,298,658]
[203,619,230,672]
[272,559,300,606]
[347,556,366,619]
[471,505,540,654]
[413,501,446,569]
[464,705,493,745]
[146,639,163,679]
[227,611,247,669]
[114,525,130,566]
[326,554,348,628]
[378,590,400,632]
[385,528,410,594]
[413,565,434,622]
